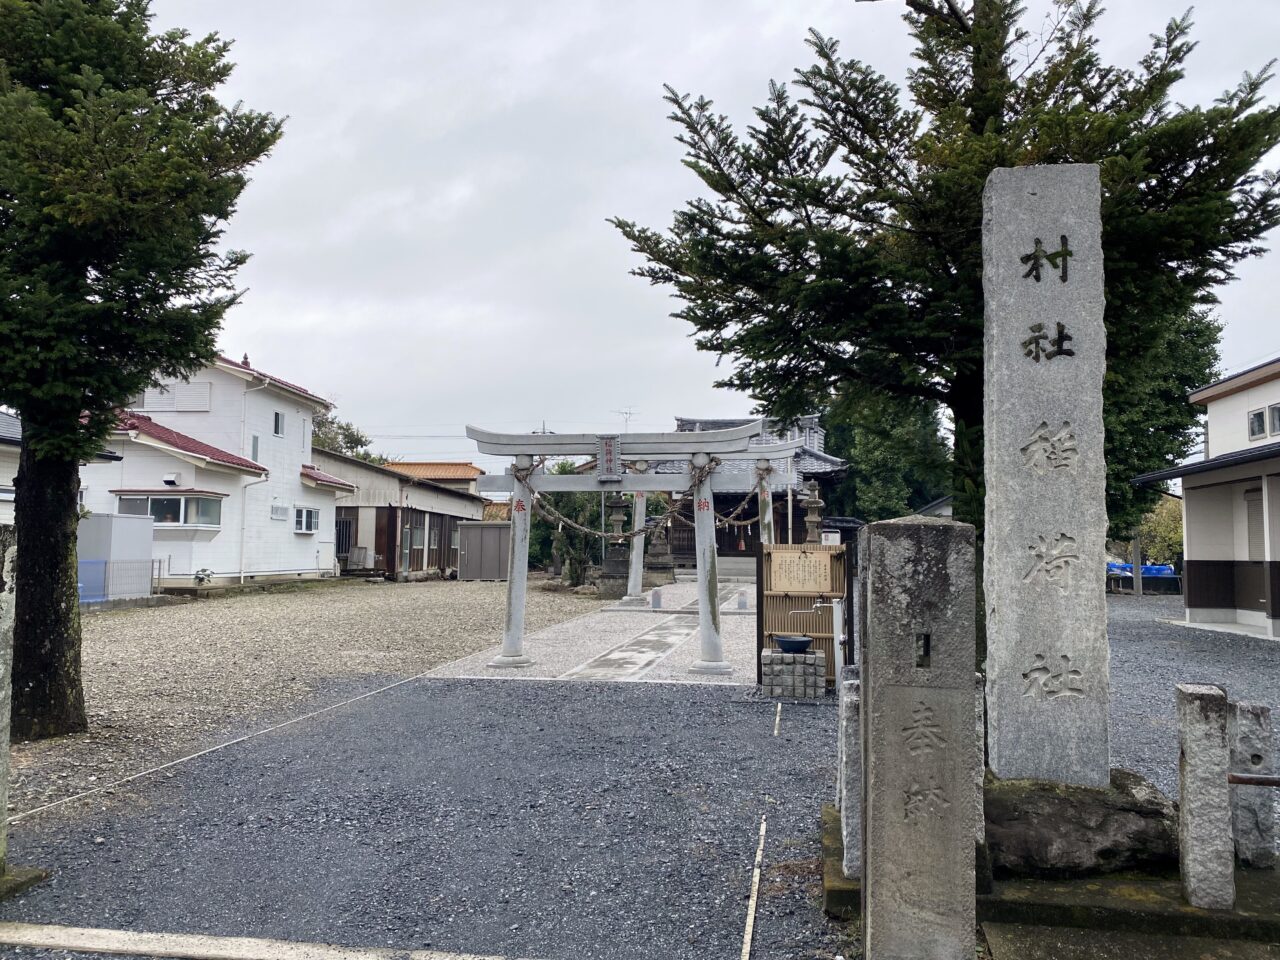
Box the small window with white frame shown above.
[273,411,285,437]
[1270,403,1280,437]
[295,506,320,533]
[1248,408,1267,441]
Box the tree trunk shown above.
[12,443,87,740]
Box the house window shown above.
[429,527,439,549]
[0,485,14,503]
[295,506,320,533]
[251,435,260,462]
[118,495,222,527]
[1270,404,1280,437]
[273,412,285,437]
[185,497,222,526]
[1248,408,1266,440]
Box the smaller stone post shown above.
[803,480,824,545]
[755,459,775,546]
[1132,531,1144,597]
[1229,701,1275,868]
[860,517,976,959]
[491,457,534,667]
[690,453,731,674]
[838,678,860,879]
[1176,683,1235,910]
[0,525,17,872]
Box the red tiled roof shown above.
[386,461,484,480]
[118,413,266,474]
[301,463,356,491]
[216,355,330,406]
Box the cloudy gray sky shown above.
[152,1,1280,470]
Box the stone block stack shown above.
[761,649,826,699]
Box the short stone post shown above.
[491,456,534,667]
[1176,683,1235,910]
[626,491,647,599]
[1229,702,1275,869]
[983,164,1110,788]
[755,459,775,546]
[838,678,860,879]
[690,453,730,674]
[0,525,17,872]
[860,517,976,959]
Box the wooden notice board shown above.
[756,543,849,687]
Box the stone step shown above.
[983,924,1280,960]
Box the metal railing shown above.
[77,559,161,603]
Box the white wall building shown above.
[80,356,355,589]
[0,412,19,526]
[1134,355,1280,637]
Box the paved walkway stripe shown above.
[0,921,540,960]
[558,616,698,681]
[739,816,768,960]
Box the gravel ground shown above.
[1,679,841,960]
[8,579,601,817]
[2,593,1275,960]
[1108,594,1280,799]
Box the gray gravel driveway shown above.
[9,579,600,816]
[1,595,1274,960]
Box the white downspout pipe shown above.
[238,378,270,584]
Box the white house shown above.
[1134,355,1280,638]
[80,355,356,590]
[310,447,485,580]
[0,412,19,525]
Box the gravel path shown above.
[8,579,601,817]
[1,680,839,960]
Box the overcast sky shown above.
[151,1,1280,469]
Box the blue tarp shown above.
[1106,562,1177,578]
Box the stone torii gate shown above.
[468,422,802,674]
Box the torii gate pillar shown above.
[490,454,534,668]
[690,452,732,675]
[626,490,647,599]
[756,458,775,546]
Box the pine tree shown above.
[0,0,282,738]
[612,1,1280,537]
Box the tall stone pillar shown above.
[690,453,730,674]
[983,164,1110,787]
[491,457,534,667]
[860,517,976,960]
[0,525,15,871]
[755,459,774,546]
